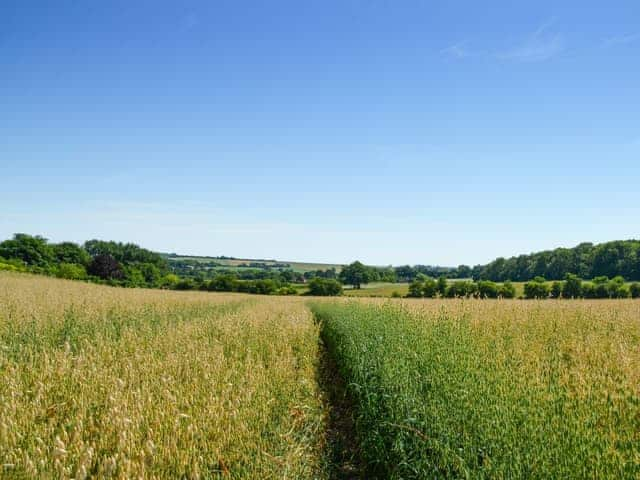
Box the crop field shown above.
[0,273,326,479]
[313,299,640,479]
[1,272,640,479]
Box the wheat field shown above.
[0,273,326,479]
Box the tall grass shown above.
[312,299,640,479]
[0,272,326,479]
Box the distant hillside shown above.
[160,253,342,274]
[474,240,640,282]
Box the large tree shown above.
[0,233,54,267]
[339,261,371,289]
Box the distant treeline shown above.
[408,275,517,299]
[408,274,640,299]
[0,233,344,296]
[0,234,173,288]
[472,240,640,282]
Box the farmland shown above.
[1,272,639,479]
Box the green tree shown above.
[437,276,448,296]
[308,278,343,296]
[339,261,371,289]
[524,277,550,299]
[550,281,563,299]
[407,279,424,298]
[52,242,91,266]
[498,281,516,299]
[630,283,640,299]
[0,233,54,267]
[562,274,582,298]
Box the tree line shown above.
[408,275,517,299]
[0,233,344,296]
[472,240,640,282]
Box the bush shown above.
[477,280,499,298]
[630,283,640,299]
[550,281,563,299]
[562,274,582,298]
[524,278,550,299]
[307,278,342,296]
[498,281,516,298]
[55,263,87,280]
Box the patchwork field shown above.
[1,272,639,479]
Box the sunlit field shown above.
[0,273,325,479]
[2,272,640,479]
[313,299,640,479]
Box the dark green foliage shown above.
[550,281,563,299]
[475,240,640,281]
[630,283,640,298]
[339,261,371,289]
[562,274,582,298]
[0,233,54,267]
[307,278,343,296]
[436,276,447,296]
[53,242,91,266]
[524,277,550,299]
[84,239,167,271]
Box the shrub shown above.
[524,278,550,299]
[630,282,640,299]
[55,263,87,280]
[307,278,342,296]
[562,274,582,298]
[498,281,516,298]
[550,281,563,299]
[477,280,499,298]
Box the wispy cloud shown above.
[602,32,640,48]
[497,18,564,62]
[440,42,471,59]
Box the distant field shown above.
[343,282,409,297]
[165,254,342,273]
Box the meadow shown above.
[1,272,639,479]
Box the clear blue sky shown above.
[2,1,639,266]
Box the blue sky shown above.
[1,1,639,266]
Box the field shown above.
[313,299,640,478]
[164,254,342,274]
[0,273,326,478]
[1,272,640,479]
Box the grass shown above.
[0,272,327,479]
[312,299,640,479]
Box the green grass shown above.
[311,300,640,479]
